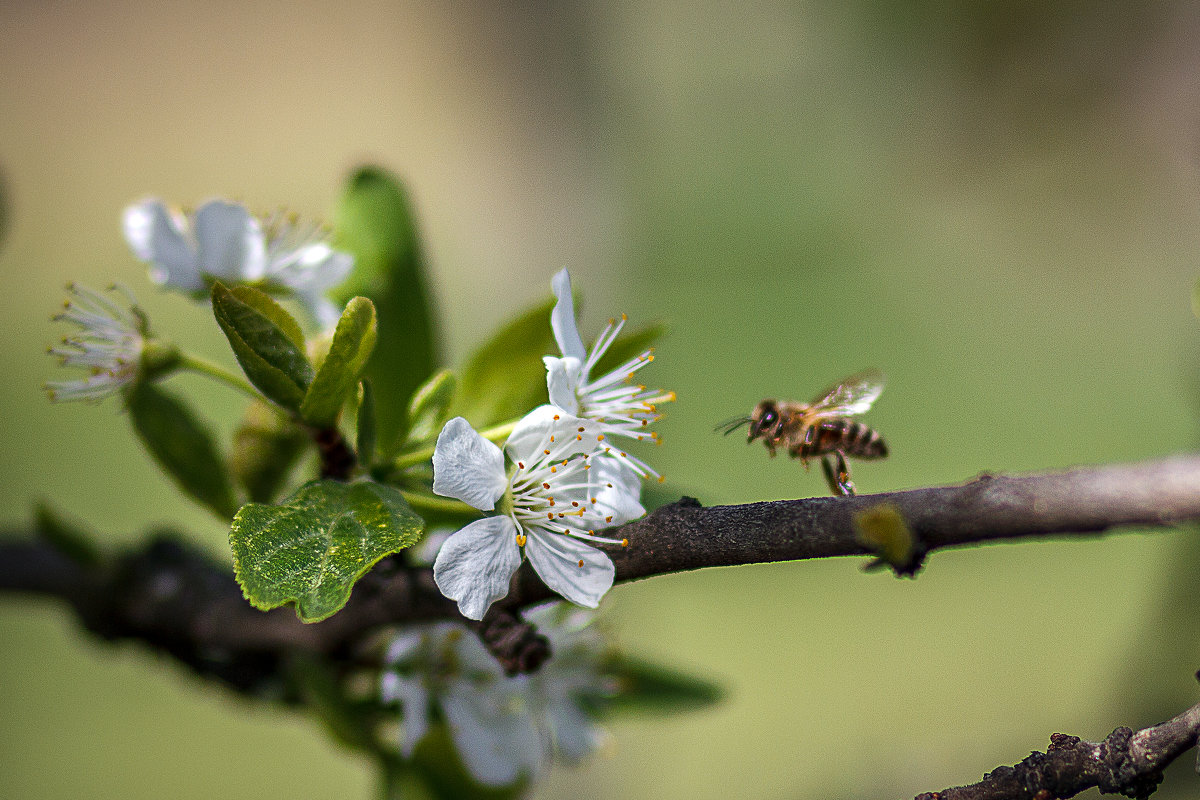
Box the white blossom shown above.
[45,284,147,403]
[544,268,674,479]
[258,210,354,327]
[380,623,542,786]
[122,198,352,326]
[431,406,643,620]
[380,610,616,785]
[123,199,265,293]
[523,603,616,762]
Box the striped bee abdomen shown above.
[795,419,888,460]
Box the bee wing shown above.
[808,369,885,417]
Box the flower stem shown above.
[178,353,259,399]
[390,418,521,471]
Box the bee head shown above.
[748,400,781,442]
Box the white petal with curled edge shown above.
[543,355,582,415]
[432,516,523,620]
[123,200,203,292]
[550,268,587,362]
[194,200,266,281]
[432,417,508,510]
[524,531,614,609]
[592,456,645,527]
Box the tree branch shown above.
[2,454,1198,670]
[914,690,1200,800]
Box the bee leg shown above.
[821,451,856,496]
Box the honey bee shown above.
[719,369,888,496]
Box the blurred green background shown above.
[2,2,1199,798]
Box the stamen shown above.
[516,533,527,546]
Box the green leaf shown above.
[126,382,238,518]
[356,380,377,469]
[231,400,311,503]
[591,322,666,378]
[333,167,440,446]
[33,503,100,566]
[599,655,723,717]
[300,297,378,427]
[449,299,556,427]
[404,368,457,446]
[212,283,313,410]
[231,479,424,622]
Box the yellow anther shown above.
[605,515,613,523]
[621,538,629,548]
[516,534,527,546]
[542,482,551,489]
[577,559,585,568]
[518,461,525,469]
[550,466,557,473]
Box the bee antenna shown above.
[715,417,751,436]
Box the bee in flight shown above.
[718,369,888,496]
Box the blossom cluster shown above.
[431,270,673,620]
[123,198,353,327]
[380,604,614,786]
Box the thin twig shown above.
[914,693,1200,799]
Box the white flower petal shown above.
[524,531,614,609]
[545,694,604,761]
[433,517,523,620]
[550,268,587,362]
[380,670,431,757]
[432,417,508,510]
[194,200,266,281]
[123,200,204,292]
[504,404,597,463]
[543,356,582,415]
[442,681,540,786]
[592,456,645,527]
